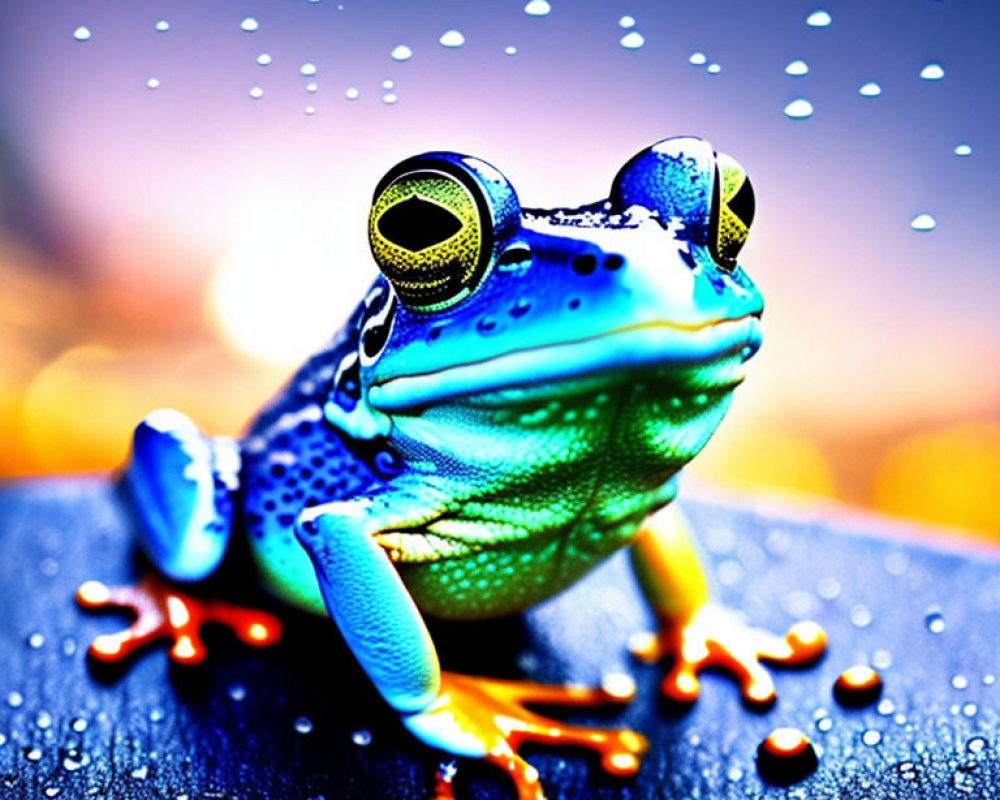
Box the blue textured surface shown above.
[2,477,1000,798]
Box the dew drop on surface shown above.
[505,46,517,55]
[707,63,721,74]
[817,716,833,733]
[877,698,895,716]
[382,93,398,104]
[28,632,44,649]
[300,62,317,76]
[920,63,945,81]
[26,747,42,762]
[71,717,88,733]
[44,788,60,798]
[620,31,644,50]
[806,10,832,27]
[785,59,809,76]
[36,711,53,730]
[850,604,873,628]
[439,29,465,48]
[391,45,413,61]
[910,214,937,232]
[954,143,972,156]
[756,728,818,785]
[968,736,988,754]
[784,99,814,119]
[352,729,372,746]
[249,86,264,99]
[983,674,995,686]
[294,716,314,734]
[859,81,882,97]
[73,26,92,42]
[727,765,744,781]
[952,674,969,690]
[240,17,259,32]
[155,20,170,32]
[345,87,359,100]
[834,665,883,707]
[689,51,707,66]
[524,0,552,17]
[229,684,247,702]
[872,649,892,669]
[146,78,161,90]
[862,729,882,747]
[962,702,978,717]
[257,53,272,66]
[619,15,635,28]
[7,690,24,708]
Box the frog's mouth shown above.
[367,314,761,412]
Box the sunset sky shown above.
[1,0,998,538]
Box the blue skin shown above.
[121,137,768,785]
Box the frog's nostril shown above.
[603,254,625,271]
[571,253,597,275]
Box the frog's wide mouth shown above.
[367,314,761,412]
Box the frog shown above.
[77,136,826,800]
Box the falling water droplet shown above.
[306,82,318,92]
[806,10,832,27]
[707,63,721,74]
[240,17,259,32]
[73,26,92,42]
[920,63,945,81]
[382,79,394,89]
[859,81,882,97]
[505,45,518,55]
[249,86,264,99]
[305,106,316,115]
[382,93,398,104]
[352,729,372,746]
[439,29,465,48]
[910,214,937,232]
[620,31,644,49]
[257,54,272,66]
[784,99,814,119]
[300,62,317,76]
[345,87,359,100]
[390,45,413,61]
[155,20,170,32]
[619,15,635,28]
[689,52,707,65]
[146,78,161,90]
[954,143,972,156]
[925,607,946,631]
[524,0,552,17]
[294,716,314,734]
[785,59,809,76]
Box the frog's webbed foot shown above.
[407,671,648,800]
[76,574,281,665]
[630,606,826,705]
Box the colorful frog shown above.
[78,137,826,799]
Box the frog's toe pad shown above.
[76,574,281,665]
[632,605,826,706]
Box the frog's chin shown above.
[367,315,761,412]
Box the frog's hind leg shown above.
[120,408,240,582]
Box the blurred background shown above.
[1,0,998,540]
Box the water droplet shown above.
[73,26,92,42]
[62,637,77,656]
[439,29,465,48]
[155,20,170,32]
[601,672,637,700]
[44,787,60,797]
[305,106,316,115]
[0,733,5,746]
[382,79,394,89]
[524,0,552,17]
[872,649,892,669]
[345,87,359,100]
[726,765,744,781]
[817,716,833,732]
[26,747,42,762]
[756,728,818,785]
[249,87,264,99]
[619,15,636,28]
[707,63,722,74]
[954,143,972,156]
[352,729,372,746]
[785,59,809,76]
[620,31,644,50]
[910,214,937,232]
[504,46,517,55]
[983,674,995,685]
[689,52,707,65]
[391,45,413,61]
[71,717,88,732]
[877,698,896,715]
[36,711,53,729]
[28,632,44,649]
[382,93,398,104]
[294,716,314,734]
[63,755,83,771]
[229,684,247,702]
[834,665,883,707]
[306,82,318,92]
[149,708,165,722]
[962,702,978,717]
[968,736,988,754]
[146,78,161,90]
[300,62,317,76]
[240,17,259,32]
[784,99,814,119]
[850,604,873,627]
[257,53,272,66]
[952,674,969,690]
[898,761,919,780]
[806,10,832,27]
[859,81,882,97]
[132,765,148,780]
[862,729,881,747]
[920,63,945,81]
[817,576,841,600]
[8,691,24,708]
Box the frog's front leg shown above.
[629,505,826,705]
[294,498,647,800]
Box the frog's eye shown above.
[609,136,754,271]
[369,153,520,311]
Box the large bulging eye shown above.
[369,153,520,311]
[610,136,754,270]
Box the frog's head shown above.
[325,137,763,445]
